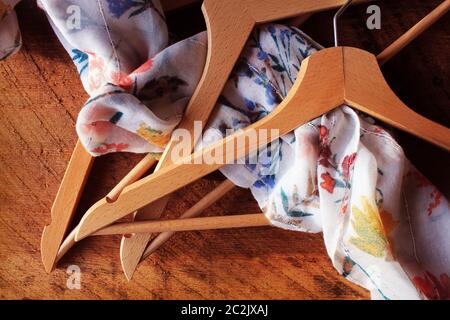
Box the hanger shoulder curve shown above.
[342,47,450,150]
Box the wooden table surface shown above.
[0,0,449,300]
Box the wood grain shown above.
[0,0,448,299]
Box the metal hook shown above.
[333,0,353,47]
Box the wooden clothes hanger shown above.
[41,0,373,274]
[83,0,450,241]
[74,0,450,244]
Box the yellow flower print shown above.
[149,152,162,160]
[137,123,170,148]
[350,196,394,257]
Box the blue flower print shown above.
[265,84,278,105]
[244,98,256,111]
[106,0,164,20]
[280,29,289,43]
[257,50,268,61]
[71,49,88,75]
[106,0,136,18]
[253,175,276,189]
[268,25,276,34]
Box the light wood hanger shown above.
[42,0,369,273]
[93,213,268,236]
[74,0,450,243]
[44,0,450,276]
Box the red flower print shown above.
[342,153,357,180]
[427,189,442,216]
[111,71,133,90]
[92,143,129,154]
[132,59,153,74]
[318,126,335,169]
[319,158,332,168]
[340,195,350,214]
[319,144,332,167]
[413,271,450,300]
[87,54,107,91]
[320,172,336,193]
[320,144,331,158]
[319,125,328,143]
[373,126,382,134]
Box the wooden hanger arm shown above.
[377,0,450,66]
[41,140,93,273]
[94,213,269,236]
[347,94,450,151]
[106,154,157,202]
[343,47,450,151]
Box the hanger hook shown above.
[333,0,353,47]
